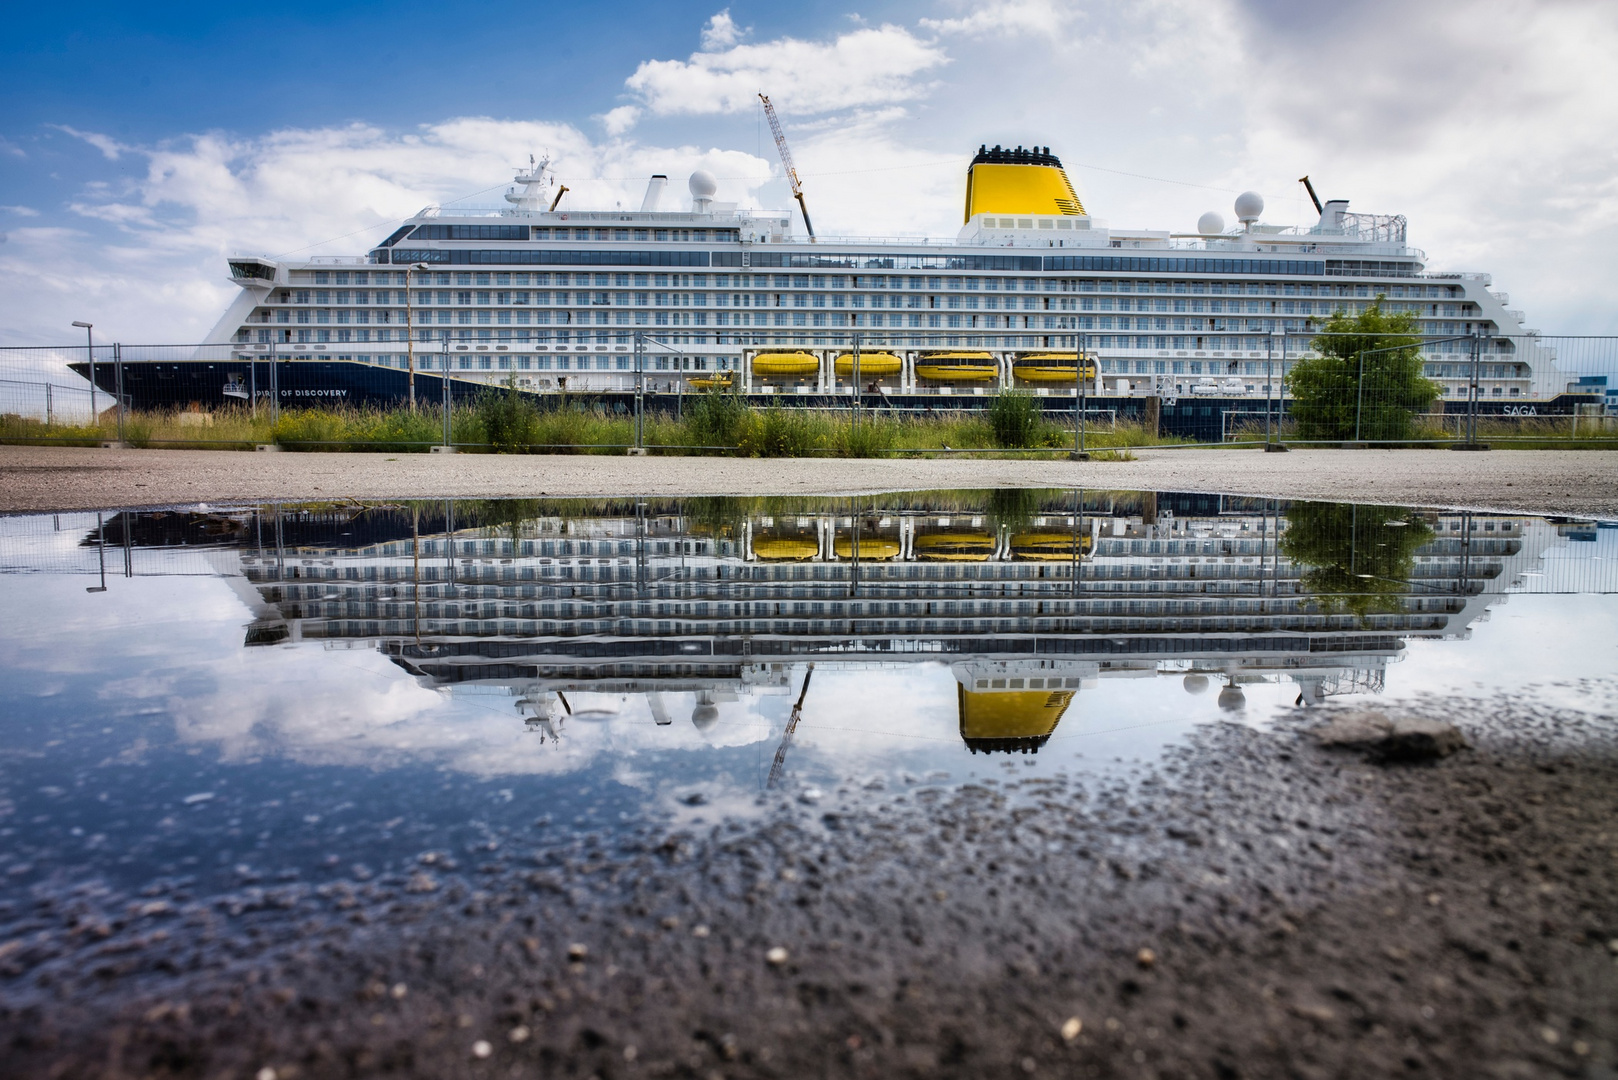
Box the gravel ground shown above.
[2,691,1614,1079]
[2,445,1617,516]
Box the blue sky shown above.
[3,0,1616,344]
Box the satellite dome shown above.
[1234,191,1265,224]
[688,169,718,199]
[691,702,720,731]
[1182,673,1211,695]
[1216,684,1247,712]
[1197,212,1225,236]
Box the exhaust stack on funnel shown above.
[640,175,667,212]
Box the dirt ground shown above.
[3,694,1614,1079]
[2,444,1616,517]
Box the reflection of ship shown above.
[29,491,1583,756]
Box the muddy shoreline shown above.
[4,693,1614,1079]
[3,445,1617,517]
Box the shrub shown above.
[475,380,540,452]
[987,390,1042,448]
[683,389,750,449]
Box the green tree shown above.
[1286,298,1439,441]
[1281,501,1435,619]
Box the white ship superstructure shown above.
[211,144,1565,403]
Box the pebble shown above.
[567,943,588,961]
[256,1070,277,1080]
[693,924,710,938]
[1136,948,1157,969]
[1061,1017,1083,1041]
[766,946,789,966]
[472,1039,492,1058]
[509,1025,530,1043]
[390,983,407,999]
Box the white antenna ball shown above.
[1197,211,1225,236]
[689,170,718,199]
[1234,191,1265,223]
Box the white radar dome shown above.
[689,169,718,199]
[1234,191,1265,224]
[1197,211,1225,236]
[1182,673,1211,695]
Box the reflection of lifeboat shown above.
[750,352,819,377]
[831,536,901,560]
[688,371,733,391]
[914,530,995,561]
[1012,353,1098,383]
[1009,531,1092,561]
[957,684,1074,754]
[751,535,818,561]
[833,352,902,377]
[914,351,996,382]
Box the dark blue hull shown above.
[72,359,1600,444]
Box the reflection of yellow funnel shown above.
[958,683,1073,754]
[752,535,818,561]
[1009,532,1092,561]
[915,530,995,561]
[832,536,900,560]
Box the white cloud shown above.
[920,0,1072,37]
[0,205,39,217]
[624,22,947,117]
[598,104,641,136]
[52,124,131,161]
[700,9,744,50]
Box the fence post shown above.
[442,341,451,448]
[114,343,127,444]
[269,340,280,426]
[1354,348,1365,443]
[45,383,52,427]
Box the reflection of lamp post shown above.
[72,321,95,422]
[404,262,430,410]
[86,512,108,593]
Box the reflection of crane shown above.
[758,93,814,240]
[766,663,815,788]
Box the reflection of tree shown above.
[986,488,1041,535]
[1281,502,1434,619]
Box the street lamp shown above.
[404,262,430,410]
[72,321,95,422]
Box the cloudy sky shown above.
[1,0,1615,345]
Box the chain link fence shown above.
[2,332,1614,452]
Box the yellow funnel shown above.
[963,144,1086,223]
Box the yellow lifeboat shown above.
[914,530,995,561]
[831,536,901,560]
[751,535,819,561]
[1009,531,1092,561]
[1012,353,1098,383]
[688,371,733,391]
[957,683,1074,754]
[750,352,820,377]
[915,351,997,382]
[833,352,902,377]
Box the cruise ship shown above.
[82,144,1590,440]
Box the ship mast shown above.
[759,93,815,241]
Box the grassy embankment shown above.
[0,389,1161,458]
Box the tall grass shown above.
[0,395,1222,457]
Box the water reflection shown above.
[11,492,1611,763]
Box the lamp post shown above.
[72,321,95,423]
[404,262,430,410]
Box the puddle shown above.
[1,492,1615,913]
